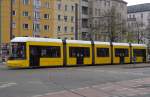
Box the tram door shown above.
[77,48,84,65]
[120,53,125,64]
[143,49,146,62]
[30,46,40,67]
[116,49,127,64]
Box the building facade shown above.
[0,0,80,44]
[127,3,150,45]
[0,0,80,61]
[78,0,89,40]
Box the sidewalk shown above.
[124,63,150,68]
[31,77,150,97]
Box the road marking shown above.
[44,90,67,95]
[32,91,67,97]
[71,87,90,91]
[0,82,17,89]
[32,95,43,97]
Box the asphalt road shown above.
[0,63,150,97]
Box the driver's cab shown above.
[7,42,28,68]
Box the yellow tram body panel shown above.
[39,58,63,67]
[7,60,28,68]
[113,43,130,64]
[27,42,64,67]
[7,37,148,68]
[66,40,92,66]
[131,44,147,63]
[94,42,111,64]
[66,44,92,66]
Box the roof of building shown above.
[128,3,150,13]
[112,0,127,4]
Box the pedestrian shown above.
[133,55,136,64]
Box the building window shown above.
[133,14,135,18]
[64,26,67,32]
[58,15,61,21]
[23,24,29,29]
[12,0,16,4]
[141,13,143,19]
[44,2,50,8]
[44,14,49,19]
[57,26,61,32]
[33,0,41,8]
[12,22,16,28]
[44,25,49,31]
[71,16,74,22]
[33,23,40,32]
[71,5,74,11]
[34,11,40,19]
[12,10,16,16]
[23,11,29,17]
[64,16,67,22]
[71,27,74,32]
[22,0,29,5]
[58,3,61,10]
[65,5,67,11]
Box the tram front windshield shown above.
[9,42,26,60]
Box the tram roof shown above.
[94,41,110,45]
[66,40,91,44]
[112,43,130,46]
[131,44,147,47]
[11,37,62,43]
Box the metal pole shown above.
[10,0,13,40]
[0,0,1,62]
[75,3,78,40]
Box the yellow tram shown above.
[7,37,148,68]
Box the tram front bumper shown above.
[7,60,28,68]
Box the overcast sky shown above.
[124,0,150,6]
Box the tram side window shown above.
[83,48,90,57]
[97,48,109,57]
[115,49,129,57]
[69,47,76,57]
[69,47,90,57]
[11,43,26,59]
[41,46,61,58]
[133,49,146,57]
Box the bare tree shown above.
[89,6,127,42]
[127,18,145,43]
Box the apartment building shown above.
[55,0,80,40]
[88,0,127,41]
[78,0,89,40]
[0,0,79,44]
[127,3,150,45]
[0,0,80,61]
